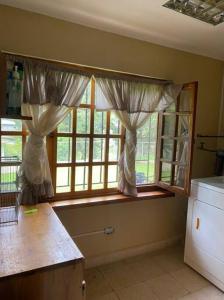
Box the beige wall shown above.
[1,5,223,263]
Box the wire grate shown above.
[0,156,21,225]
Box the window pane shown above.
[174,165,186,188]
[57,137,72,163]
[93,138,105,162]
[165,102,176,112]
[56,167,71,193]
[76,138,89,162]
[94,111,106,134]
[76,108,90,134]
[109,138,120,161]
[108,165,118,188]
[136,162,148,185]
[92,165,104,190]
[1,136,22,160]
[80,83,91,104]
[162,139,174,161]
[1,118,22,131]
[57,111,72,133]
[178,116,190,137]
[136,113,157,185]
[110,112,121,135]
[0,165,18,192]
[163,115,175,136]
[75,166,88,191]
[176,140,188,164]
[179,89,193,112]
[160,163,172,184]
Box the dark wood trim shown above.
[187,81,198,195]
[0,115,32,120]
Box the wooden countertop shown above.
[0,203,84,279]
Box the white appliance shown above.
[184,176,224,291]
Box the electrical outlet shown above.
[104,226,115,235]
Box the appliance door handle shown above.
[196,217,200,230]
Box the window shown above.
[0,80,197,199]
[51,80,197,198]
[156,82,198,195]
[52,81,125,196]
[0,118,27,192]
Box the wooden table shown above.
[0,203,85,300]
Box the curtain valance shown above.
[6,55,92,204]
[95,77,181,113]
[6,54,92,106]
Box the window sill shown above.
[51,188,174,210]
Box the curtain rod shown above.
[1,50,172,85]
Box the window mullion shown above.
[104,112,110,189]
[170,95,180,185]
[71,109,76,193]
[88,80,95,191]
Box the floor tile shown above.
[171,266,210,293]
[147,273,189,299]
[117,281,159,300]
[90,292,119,300]
[85,245,224,300]
[179,285,224,300]
[99,260,126,274]
[85,268,113,298]
[152,251,186,273]
[126,256,165,282]
[102,264,140,291]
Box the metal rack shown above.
[0,156,21,225]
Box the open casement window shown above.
[156,82,198,195]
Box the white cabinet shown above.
[185,177,224,291]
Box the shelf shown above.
[0,115,32,120]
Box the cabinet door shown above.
[192,200,224,262]
[0,261,85,300]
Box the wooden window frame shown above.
[49,79,126,200]
[48,81,198,201]
[0,81,197,202]
[0,121,28,159]
[155,81,198,196]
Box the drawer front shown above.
[192,200,224,262]
[191,184,224,210]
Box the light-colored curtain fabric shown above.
[176,90,190,187]
[115,111,152,196]
[19,103,71,204]
[23,59,91,105]
[14,57,91,204]
[95,77,182,196]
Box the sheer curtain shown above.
[176,89,190,187]
[8,56,92,204]
[95,77,182,196]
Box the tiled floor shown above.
[85,245,224,300]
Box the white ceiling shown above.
[1,0,224,61]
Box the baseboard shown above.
[84,234,183,269]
